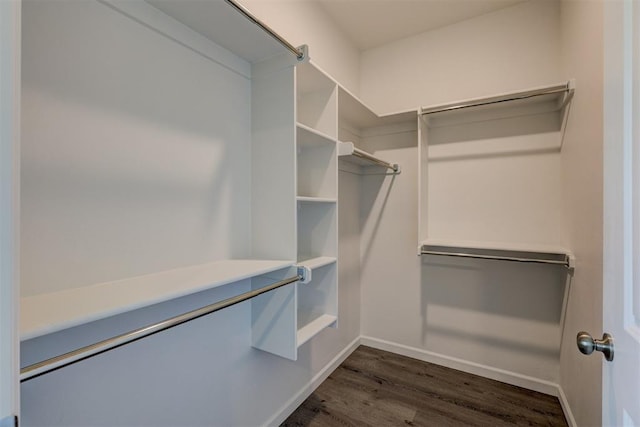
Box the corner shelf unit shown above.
[19,0,330,368]
[294,62,339,355]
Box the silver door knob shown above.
[577,331,614,362]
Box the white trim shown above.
[0,0,20,420]
[360,336,560,396]
[265,336,360,427]
[557,385,578,427]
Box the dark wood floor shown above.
[282,346,568,427]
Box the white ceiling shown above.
[315,0,527,50]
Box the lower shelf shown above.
[22,259,294,340]
[297,313,337,347]
[419,240,573,268]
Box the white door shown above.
[602,0,640,425]
[0,0,20,425]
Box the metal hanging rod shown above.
[21,273,303,382]
[420,245,572,268]
[224,0,306,60]
[420,83,572,116]
[352,147,399,172]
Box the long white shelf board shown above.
[144,0,294,64]
[21,259,294,340]
[297,314,337,347]
[420,81,574,128]
[419,239,574,268]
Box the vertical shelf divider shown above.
[250,57,298,359]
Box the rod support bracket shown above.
[296,44,309,63]
[297,265,312,284]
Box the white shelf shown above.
[297,196,337,203]
[419,239,574,268]
[296,124,337,199]
[421,81,574,127]
[297,313,337,347]
[21,259,294,340]
[421,81,575,158]
[144,0,294,63]
[338,141,399,173]
[297,256,337,270]
[296,123,336,147]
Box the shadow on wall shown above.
[359,172,398,270]
[419,256,567,359]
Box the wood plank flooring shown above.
[282,346,568,427]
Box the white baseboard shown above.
[557,385,578,427]
[360,335,560,396]
[265,336,361,427]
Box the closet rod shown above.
[20,273,303,382]
[420,83,571,116]
[420,245,571,268]
[352,147,399,172]
[224,0,306,60]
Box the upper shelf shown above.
[338,141,400,173]
[21,259,294,340]
[144,0,301,64]
[422,81,575,156]
[421,81,575,128]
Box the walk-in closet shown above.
[1,0,637,426]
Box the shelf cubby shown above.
[297,202,337,262]
[296,263,338,347]
[296,124,337,199]
[296,62,337,138]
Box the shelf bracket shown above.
[297,265,312,284]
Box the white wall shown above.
[21,0,252,296]
[240,0,361,96]
[20,2,361,425]
[357,0,570,388]
[559,1,604,425]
